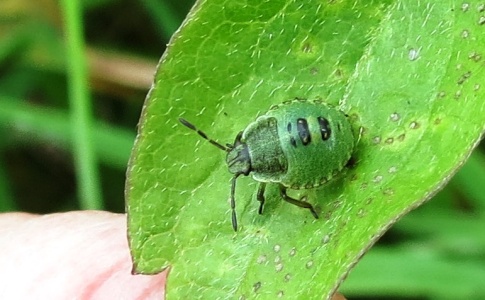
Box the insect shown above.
[179,99,355,231]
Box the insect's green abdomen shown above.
[259,100,354,189]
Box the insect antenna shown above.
[230,174,239,231]
[179,118,230,151]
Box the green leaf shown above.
[126,0,485,298]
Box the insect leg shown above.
[279,185,319,219]
[230,175,240,231]
[256,182,266,214]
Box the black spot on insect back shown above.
[287,122,297,147]
[297,118,311,145]
[317,117,331,141]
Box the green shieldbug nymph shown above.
[179,99,355,231]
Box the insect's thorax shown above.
[242,116,288,182]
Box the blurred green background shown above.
[0,0,484,299]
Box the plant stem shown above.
[61,0,103,210]
[141,0,181,39]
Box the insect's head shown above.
[226,131,251,177]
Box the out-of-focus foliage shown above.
[0,0,192,212]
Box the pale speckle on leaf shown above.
[390,112,400,122]
[408,48,420,61]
